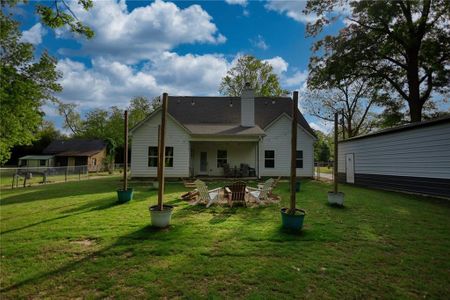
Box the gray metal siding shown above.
[338,122,450,179]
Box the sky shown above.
[15,0,349,133]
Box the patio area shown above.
[1,176,450,298]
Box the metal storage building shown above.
[338,116,450,198]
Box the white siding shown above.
[338,122,450,179]
[191,141,257,176]
[130,112,190,178]
[259,115,315,177]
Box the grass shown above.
[317,166,332,174]
[1,177,449,299]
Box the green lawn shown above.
[317,166,332,174]
[1,177,449,299]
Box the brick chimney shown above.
[241,82,255,127]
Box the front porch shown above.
[189,140,259,177]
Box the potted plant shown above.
[328,112,345,206]
[281,91,306,231]
[117,110,133,203]
[149,93,173,228]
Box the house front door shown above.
[345,153,355,183]
[199,152,207,174]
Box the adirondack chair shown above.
[247,178,274,204]
[224,181,247,207]
[192,179,221,208]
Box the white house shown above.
[130,87,317,178]
[338,116,450,198]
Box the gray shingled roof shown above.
[168,96,316,137]
[184,124,265,135]
[43,139,106,156]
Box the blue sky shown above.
[17,0,348,132]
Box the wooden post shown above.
[123,110,129,191]
[341,113,346,140]
[157,93,168,211]
[290,91,298,211]
[334,112,338,194]
[65,168,68,182]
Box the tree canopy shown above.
[219,55,288,97]
[2,0,94,38]
[303,78,380,138]
[305,0,450,122]
[0,13,61,164]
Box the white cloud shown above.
[265,0,352,24]
[264,0,318,24]
[263,56,288,76]
[56,52,230,108]
[250,35,269,50]
[225,0,248,6]
[59,0,226,63]
[284,70,308,88]
[309,120,332,133]
[20,23,47,45]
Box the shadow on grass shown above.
[0,225,181,293]
[326,203,347,209]
[0,178,122,206]
[209,207,238,224]
[1,197,119,235]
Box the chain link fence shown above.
[314,161,334,181]
[0,164,129,189]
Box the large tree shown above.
[2,0,94,38]
[219,55,288,97]
[0,13,61,164]
[305,0,450,122]
[303,78,380,138]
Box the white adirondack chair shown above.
[192,179,221,208]
[247,178,274,204]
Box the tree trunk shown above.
[409,101,424,123]
[407,49,423,123]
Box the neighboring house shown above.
[43,139,107,171]
[18,155,55,168]
[338,116,450,198]
[130,87,317,178]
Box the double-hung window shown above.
[148,146,174,167]
[264,150,275,168]
[296,150,303,168]
[217,150,227,167]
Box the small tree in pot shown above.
[117,110,133,203]
[280,91,306,231]
[149,93,173,228]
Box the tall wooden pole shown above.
[334,112,338,194]
[290,91,298,211]
[157,93,168,211]
[123,110,129,191]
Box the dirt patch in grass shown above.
[69,239,97,247]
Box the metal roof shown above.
[339,115,450,143]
